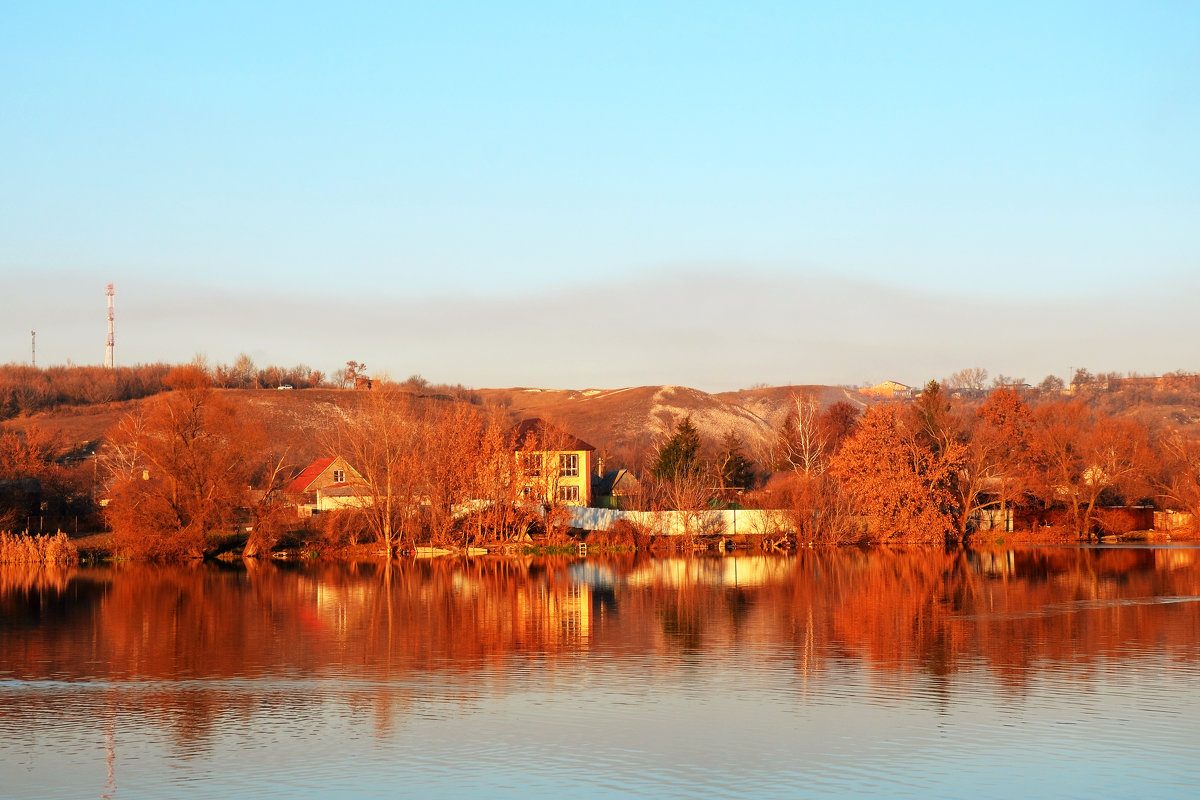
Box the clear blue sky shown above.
[2,1,1197,390]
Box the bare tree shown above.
[325,386,422,553]
[953,389,1032,538]
[772,391,827,476]
[991,374,1025,389]
[1155,430,1200,528]
[946,367,989,392]
[1038,374,1065,393]
[421,401,488,546]
[1027,400,1150,540]
[341,361,367,389]
[469,408,530,543]
[243,451,296,558]
[100,366,266,559]
[778,472,858,545]
[648,462,718,545]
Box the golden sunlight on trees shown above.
[462,409,525,543]
[651,416,702,482]
[644,417,717,540]
[715,431,754,491]
[421,402,490,545]
[325,386,423,553]
[18,352,1200,555]
[772,391,827,476]
[951,389,1033,537]
[100,366,269,559]
[0,427,70,531]
[341,361,367,389]
[0,363,174,418]
[829,404,957,543]
[1155,430,1200,525]
[324,388,522,551]
[1027,400,1151,540]
[908,381,968,536]
[759,394,862,545]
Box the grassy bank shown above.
[0,531,79,564]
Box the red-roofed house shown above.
[285,456,369,516]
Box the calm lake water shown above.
[2,546,1200,799]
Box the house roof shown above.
[593,469,619,495]
[511,418,595,452]
[592,469,640,495]
[284,457,337,495]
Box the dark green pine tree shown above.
[652,416,702,481]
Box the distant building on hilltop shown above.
[863,380,912,400]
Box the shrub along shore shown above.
[0,531,79,564]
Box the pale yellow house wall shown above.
[555,449,592,507]
[317,493,374,512]
[517,448,594,507]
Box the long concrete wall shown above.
[569,507,792,537]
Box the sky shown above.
[2,1,1197,391]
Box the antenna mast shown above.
[31,330,36,367]
[105,283,115,368]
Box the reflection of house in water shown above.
[516,580,592,648]
[568,562,617,589]
[300,565,598,655]
[1155,548,1197,571]
[967,549,1016,577]
[314,581,374,636]
[624,557,794,589]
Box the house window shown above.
[522,454,541,477]
[559,453,579,477]
[558,485,581,503]
[332,470,345,483]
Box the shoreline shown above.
[56,526,1198,565]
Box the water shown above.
[2,547,1199,798]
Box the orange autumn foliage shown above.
[828,404,958,543]
[101,369,269,559]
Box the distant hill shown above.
[1,389,354,470]
[4,384,867,473]
[6,380,1199,477]
[474,384,869,467]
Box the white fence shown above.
[568,507,791,537]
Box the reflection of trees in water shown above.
[1,548,1199,748]
[763,546,1197,693]
[658,584,705,653]
[0,563,82,620]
